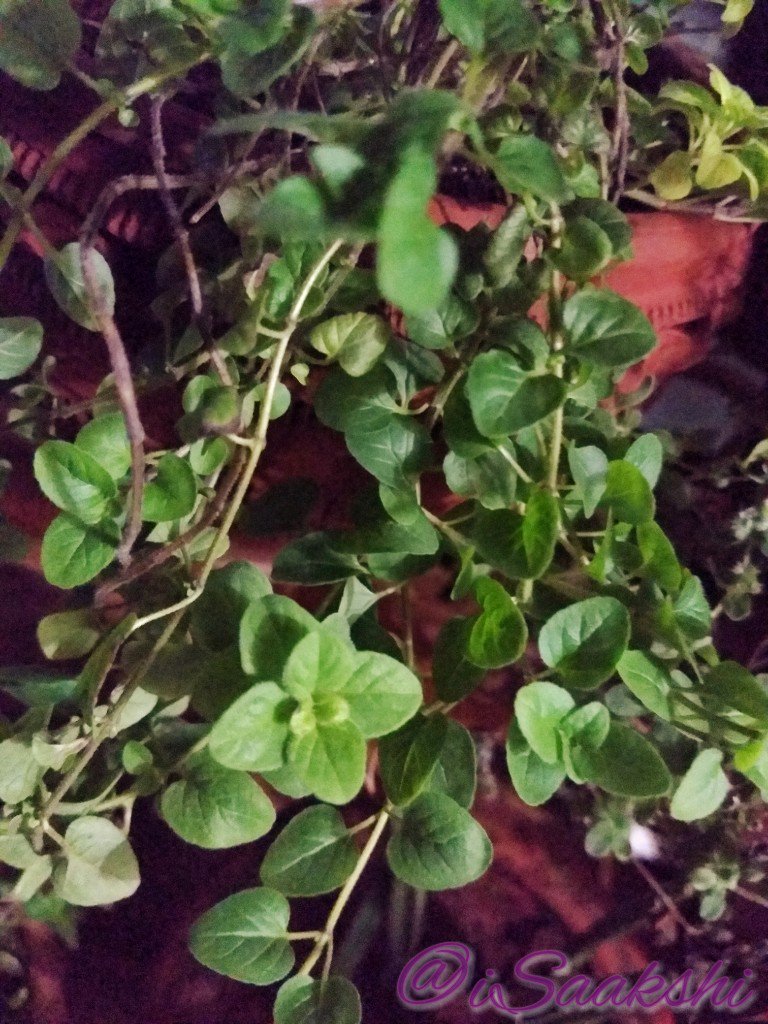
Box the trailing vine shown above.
[1,0,768,1018]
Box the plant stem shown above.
[297,807,390,978]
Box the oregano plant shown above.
[2,0,768,1017]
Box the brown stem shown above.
[149,95,232,384]
[610,29,629,202]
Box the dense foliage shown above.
[2,0,768,1017]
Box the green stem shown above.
[297,808,390,978]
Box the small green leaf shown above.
[379,713,448,806]
[52,817,140,907]
[310,314,390,377]
[239,596,319,679]
[0,737,41,804]
[624,434,663,489]
[551,215,613,281]
[288,720,366,805]
[467,577,528,669]
[34,440,117,524]
[41,514,120,589]
[538,596,631,689]
[600,460,655,525]
[260,804,358,896]
[467,350,566,437]
[44,244,114,331]
[700,662,768,724]
[495,135,571,203]
[473,490,559,580]
[432,617,485,702]
[160,751,276,849]
[514,682,575,764]
[387,792,492,890]
[616,650,673,719]
[674,574,711,640]
[75,414,131,481]
[0,0,81,90]
[568,445,608,518]
[343,651,423,738]
[0,318,43,379]
[272,533,364,585]
[142,454,197,523]
[506,720,565,806]
[437,0,486,51]
[209,682,295,772]
[484,206,531,286]
[0,137,12,179]
[405,292,479,351]
[563,290,656,368]
[650,152,694,201]
[670,749,729,822]
[283,631,356,699]
[189,887,294,985]
[579,722,672,797]
[220,4,315,99]
[192,562,272,652]
[637,522,682,592]
[426,719,477,808]
[344,402,431,489]
[37,608,100,661]
[274,976,361,1024]
[378,145,458,316]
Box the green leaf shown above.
[563,290,656,368]
[700,662,768,724]
[142,454,197,523]
[274,976,361,1024]
[34,440,117,524]
[387,792,492,890]
[616,650,673,719]
[209,682,295,772]
[310,314,390,377]
[260,804,358,896]
[437,0,485,52]
[160,751,276,849]
[75,414,131,481]
[673,574,711,640]
[0,0,81,90]
[378,144,458,316]
[579,722,672,797]
[566,199,632,255]
[506,720,565,805]
[600,460,655,525]
[379,712,448,806]
[343,652,423,738]
[41,514,120,589]
[467,577,528,669]
[473,490,559,580]
[272,533,364,585]
[538,596,631,689]
[344,402,431,489]
[44,244,115,331]
[670,749,729,822]
[650,152,693,201]
[288,720,367,805]
[405,292,479,351]
[426,719,477,808]
[484,206,531,286]
[514,682,575,763]
[283,631,356,699]
[624,434,663,489]
[189,887,294,985]
[220,4,315,99]
[494,135,571,203]
[0,137,12,179]
[0,833,42,870]
[217,0,290,55]
[239,595,319,679]
[637,522,682,592]
[0,318,43,379]
[432,617,485,702]
[568,445,608,518]
[37,608,100,661]
[551,215,612,281]
[192,562,272,652]
[443,450,518,510]
[0,737,41,804]
[466,350,566,437]
[52,817,140,907]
